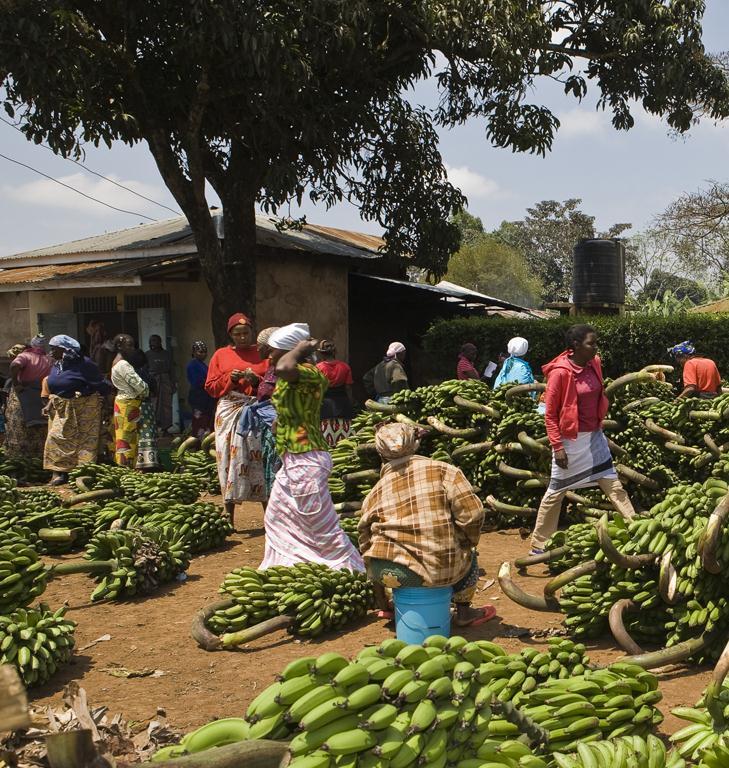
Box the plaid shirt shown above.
[358,455,484,587]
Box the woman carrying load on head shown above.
[363,342,409,403]
[358,421,495,626]
[186,341,215,438]
[205,313,269,524]
[6,335,52,460]
[316,339,354,447]
[259,323,364,571]
[43,335,109,486]
[110,334,149,468]
[493,336,535,389]
[529,324,636,555]
[668,341,722,400]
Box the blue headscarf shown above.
[49,334,81,368]
[668,341,695,357]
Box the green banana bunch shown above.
[0,539,48,613]
[553,733,685,768]
[338,516,359,549]
[83,525,191,601]
[158,634,661,765]
[206,563,374,640]
[118,471,203,503]
[0,603,75,687]
[68,462,128,490]
[0,449,50,484]
[171,443,219,494]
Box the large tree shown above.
[446,211,542,306]
[496,199,632,302]
[1,1,728,340]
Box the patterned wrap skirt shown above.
[4,388,47,460]
[113,397,142,467]
[136,398,159,469]
[44,394,102,472]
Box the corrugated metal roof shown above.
[0,261,123,285]
[690,298,729,314]
[1,212,384,265]
[353,274,539,314]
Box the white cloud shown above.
[444,163,500,199]
[2,172,167,217]
[557,108,606,138]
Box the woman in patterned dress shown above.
[110,334,149,467]
[259,323,363,571]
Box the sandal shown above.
[454,604,497,627]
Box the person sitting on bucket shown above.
[357,421,496,627]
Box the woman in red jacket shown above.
[529,324,635,554]
[205,313,269,524]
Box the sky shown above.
[0,2,727,257]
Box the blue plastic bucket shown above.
[392,586,453,644]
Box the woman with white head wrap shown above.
[363,341,409,403]
[6,333,52,461]
[43,335,108,485]
[258,323,364,572]
[493,336,535,390]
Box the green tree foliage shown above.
[1,1,727,338]
[638,270,707,305]
[496,199,632,303]
[445,211,542,306]
[424,314,729,381]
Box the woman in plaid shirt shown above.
[358,422,496,627]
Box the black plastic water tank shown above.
[572,239,625,305]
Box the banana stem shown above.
[644,419,685,445]
[615,464,661,491]
[453,395,500,419]
[514,546,569,570]
[201,432,216,450]
[394,413,432,432]
[608,599,643,656]
[73,476,92,493]
[342,469,381,484]
[190,599,234,651]
[620,633,716,669]
[665,442,702,456]
[451,441,494,459]
[689,410,721,421]
[604,371,654,398]
[221,616,293,648]
[129,739,290,768]
[355,442,379,455]
[602,419,620,431]
[47,559,116,578]
[333,501,362,514]
[622,397,661,413]
[364,399,400,413]
[426,416,481,438]
[606,438,627,457]
[543,560,600,598]
[176,436,201,456]
[498,461,541,480]
[701,493,729,575]
[505,382,546,399]
[517,431,551,456]
[641,364,674,374]
[37,528,78,544]
[62,488,121,508]
[704,433,721,457]
[596,514,657,569]
[497,561,559,612]
[658,550,679,605]
[485,495,537,517]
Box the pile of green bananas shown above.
[339,516,360,549]
[91,499,232,553]
[68,462,128,489]
[171,437,218,493]
[206,563,374,641]
[82,526,191,601]
[118,471,203,503]
[0,539,48,613]
[0,604,75,687]
[553,734,685,768]
[0,449,50,484]
[156,635,662,766]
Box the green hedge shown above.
[423,313,729,380]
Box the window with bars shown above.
[73,296,117,314]
[124,293,171,310]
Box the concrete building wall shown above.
[0,291,32,379]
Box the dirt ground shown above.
[31,500,711,748]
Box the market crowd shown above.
[0,316,721,629]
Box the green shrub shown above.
[423,313,729,380]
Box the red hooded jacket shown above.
[542,351,609,451]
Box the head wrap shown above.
[30,335,46,349]
[318,340,336,355]
[507,337,529,357]
[268,323,311,351]
[191,340,207,355]
[227,313,253,334]
[257,327,280,346]
[49,334,81,355]
[375,422,420,460]
[386,341,406,358]
[459,342,477,358]
[669,341,695,357]
[7,343,26,359]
